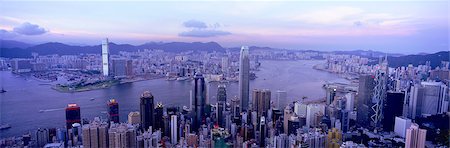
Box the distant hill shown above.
[369,51,449,68]
[332,50,403,58]
[0,40,34,49]
[0,41,226,58]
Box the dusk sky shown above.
[0,0,448,54]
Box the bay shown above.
[0,60,348,138]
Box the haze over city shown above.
[0,0,448,54]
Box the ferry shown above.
[0,124,11,130]
[176,77,189,81]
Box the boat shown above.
[0,124,11,130]
[166,77,176,81]
[90,98,95,101]
[0,88,6,93]
[39,110,45,113]
[176,77,189,81]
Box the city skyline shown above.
[0,0,448,54]
[0,0,449,147]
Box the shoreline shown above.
[51,76,164,93]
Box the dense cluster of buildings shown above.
[1,41,449,147]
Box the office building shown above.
[193,73,207,130]
[405,123,426,148]
[259,116,266,147]
[252,89,271,117]
[154,103,164,131]
[140,91,155,131]
[394,116,412,138]
[127,111,140,125]
[409,82,449,119]
[383,92,405,131]
[11,59,32,73]
[221,57,229,74]
[171,115,178,145]
[111,59,133,78]
[108,123,137,148]
[108,99,119,123]
[345,92,355,111]
[276,90,287,109]
[239,46,250,111]
[421,82,448,115]
[82,118,108,148]
[356,75,375,127]
[294,101,307,117]
[283,106,293,133]
[36,128,49,147]
[217,84,227,127]
[306,104,325,128]
[408,85,424,119]
[287,115,300,135]
[65,104,81,129]
[326,88,337,105]
[102,38,110,76]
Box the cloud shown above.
[353,21,364,27]
[179,29,231,37]
[291,6,363,24]
[183,20,208,28]
[0,29,17,39]
[179,20,231,37]
[13,22,48,35]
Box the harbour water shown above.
[0,60,349,138]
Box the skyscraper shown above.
[370,56,388,128]
[356,75,375,127]
[82,118,108,148]
[239,46,250,111]
[394,116,412,138]
[108,99,119,123]
[283,106,293,133]
[276,90,287,109]
[102,38,110,76]
[108,123,137,148]
[408,84,425,119]
[326,88,337,105]
[252,89,271,117]
[154,103,164,131]
[221,57,229,74]
[259,116,266,147]
[35,128,49,147]
[383,92,405,131]
[171,115,178,145]
[140,91,154,131]
[408,81,448,119]
[306,104,325,128]
[287,115,300,135]
[65,104,81,129]
[420,81,448,115]
[217,84,227,127]
[193,73,207,130]
[405,123,426,148]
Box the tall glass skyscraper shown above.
[193,73,207,130]
[217,84,227,127]
[154,103,164,131]
[102,38,110,76]
[140,91,154,131]
[239,46,250,111]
